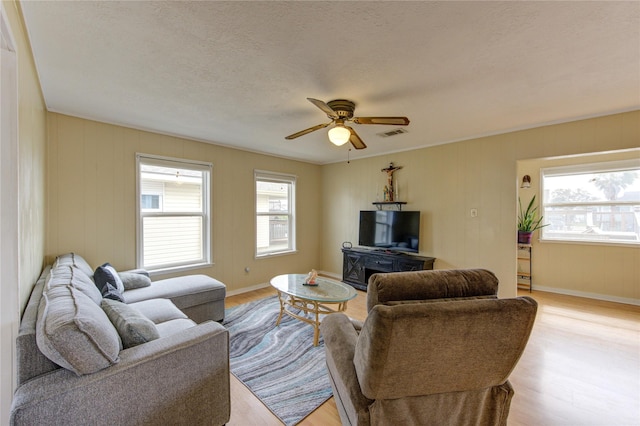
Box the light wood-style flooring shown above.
[225,287,640,426]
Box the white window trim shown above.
[254,170,297,258]
[542,158,640,178]
[136,153,212,273]
[541,158,640,246]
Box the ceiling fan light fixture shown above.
[285,97,409,151]
[328,125,351,146]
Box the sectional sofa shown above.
[10,253,229,425]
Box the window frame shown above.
[254,170,297,258]
[136,153,212,273]
[140,193,162,212]
[540,158,640,246]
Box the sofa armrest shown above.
[321,314,372,425]
[367,269,498,312]
[10,321,230,426]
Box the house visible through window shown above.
[140,194,160,210]
[541,159,640,245]
[255,170,296,257]
[137,154,211,272]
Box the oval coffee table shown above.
[270,274,357,346]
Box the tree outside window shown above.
[542,160,640,245]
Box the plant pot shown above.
[518,231,533,244]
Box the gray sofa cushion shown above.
[54,253,95,278]
[36,284,121,375]
[123,275,226,313]
[129,299,188,324]
[101,299,160,348]
[47,265,103,305]
[16,266,59,387]
[119,271,151,290]
[155,319,197,337]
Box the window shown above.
[140,194,161,211]
[255,170,296,257]
[541,159,640,245]
[137,154,211,272]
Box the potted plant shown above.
[518,195,548,244]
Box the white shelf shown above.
[517,244,532,292]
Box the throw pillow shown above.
[101,282,125,303]
[118,271,152,290]
[36,285,121,375]
[94,263,125,297]
[101,299,160,349]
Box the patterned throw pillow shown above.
[94,263,125,302]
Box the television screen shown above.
[358,210,420,253]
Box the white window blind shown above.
[255,170,296,257]
[137,154,212,271]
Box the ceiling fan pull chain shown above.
[347,148,351,164]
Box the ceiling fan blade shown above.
[346,126,367,150]
[307,98,339,119]
[285,122,331,140]
[352,116,410,126]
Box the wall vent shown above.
[377,128,408,138]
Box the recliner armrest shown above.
[321,314,373,425]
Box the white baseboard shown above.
[226,277,639,307]
[319,270,341,280]
[226,282,271,297]
[532,285,640,306]
[226,271,342,297]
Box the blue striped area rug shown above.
[223,296,333,425]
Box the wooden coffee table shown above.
[270,274,357,346]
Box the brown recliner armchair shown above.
[320,269,537,426]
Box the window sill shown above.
[145,262,213,277]
[539,239,639,248]
[256,250,298,259]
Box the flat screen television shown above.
[358,210,420,253]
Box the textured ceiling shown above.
[20,1,640,164]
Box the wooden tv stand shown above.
[342,248,435,291]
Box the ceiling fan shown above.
[285,98,410,150]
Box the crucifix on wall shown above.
[381,162,402,201]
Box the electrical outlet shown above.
[470,208,478,218]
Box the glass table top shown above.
[270,274,357,303]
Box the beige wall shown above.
[48,111,639,302]
[518,149,639,302]
[3,0,47,312]
[321,111,639,300]
[14,9,46,312]
[46,113,322,293]
[1,0,47,422]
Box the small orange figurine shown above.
[304,269,318,286]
